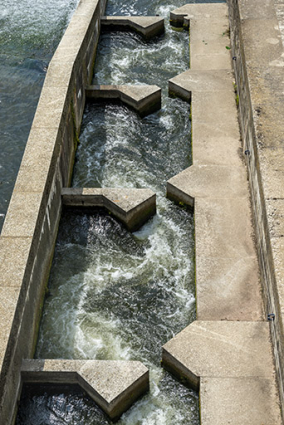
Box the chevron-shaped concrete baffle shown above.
[101,16,164,39]
[86,85,161,117]
[62,187,156,232]
[163,321,281,424]
[167,164,248,208]
[21,359,149,421]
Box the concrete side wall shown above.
[228,0,284,417]
[0,0,107,423]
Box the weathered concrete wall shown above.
[227,0,284,419]
[0,0,107,423]
[163,3,282,423]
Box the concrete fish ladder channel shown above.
[0,0,282,424]
[163,3,282,424]
[0,0,163,423]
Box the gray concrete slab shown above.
[13,127,61,194]
[195,197,256,259]
[241,18,283,68]
[0,237,32,288]
[267,198,284,237]
[259,147,284,199]
[43,61,74,88]
[1,193,43,238]
[101,16,164,39]
[168,165,248,207]
[239,0,278,20]
[62,187,156,231]
[196,256,263,321]
[200,377,282,425]
[0,287,21,370]
[86,84,161,116]
[192,134,243,167]
[170,3,228,26]
[193,91,238,127]
[22,359,149,420]
[32,85,70,129]
[163,321,274,388]
[270,237,284,316]
[191,52,231,71]
[169,69,234,101]
[190,19,230,42]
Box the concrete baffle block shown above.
[86,85,161,117]
[62,187,156,231]
[21,359,149,421]
[101,16,164,39]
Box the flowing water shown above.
[0,0,79,232]
[8,0,224,423]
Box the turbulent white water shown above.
[16,0,223,423]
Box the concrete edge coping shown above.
[21,359,149,421]
[86,85,162,117]
[101,16,165,39]
[62,187,156,232]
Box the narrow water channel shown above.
[15,0,222,424]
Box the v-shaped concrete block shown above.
[21,359,149,421]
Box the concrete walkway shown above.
[163,3,282,423]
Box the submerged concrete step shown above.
[101,16,164,39]
[21,359,149,421]
[86,84,161,117]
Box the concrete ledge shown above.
[21,359,149,421]
[170,4,231,70]
[200,377,282,425]
[170,3,229,28]
[169,69,233,101]
[163,321,281,423]
[62,187,156,232]
[86,85,161,117]
[167,164,248,208]
[101,16,164,39]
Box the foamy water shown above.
[17,0,223,423]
